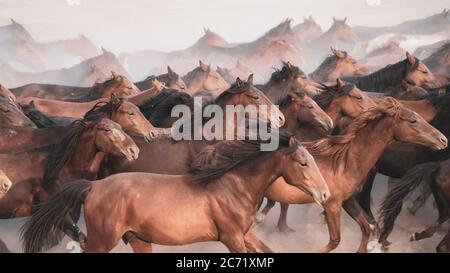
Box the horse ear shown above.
[167,65,175,77]
[288,136,297,147]
[400,80,409,91]
[333,16,336,23]
[30,100,36,108]
[343,17,347,24]
[111,70,118,79]
[331,47,346,58]
[336,78,345,89]
[247,74,254,85]
[406,52,417,65]
[199,60,209,72]
[235,77,243,88]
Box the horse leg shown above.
[343,197,374,253]
[244,231,273,253]
[124,232,153,253]
[436,229,450,253]
[255,198,276,224]
[220,233,247,253]
[319,201,342,253]
[277,203,295,233]
[356,169,377,227]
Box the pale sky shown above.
[0,0,449,54]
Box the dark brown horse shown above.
[22,132,330,253]
[257,61,323,102]
[260,98,447,252]
[0,118,139,219]
[379,159,450,252]
[345,52,444,95]
[135,66,187,91]
[309,47,368,83]
[11,71,140,102]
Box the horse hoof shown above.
[255,213,266,224]
[410,233,417,241]
[278,225,296,233]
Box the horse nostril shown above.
[440,137,448,145]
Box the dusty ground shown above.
[0,174,447,253]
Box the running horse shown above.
[22,131,330,253]
[379,159,450,252]
[259,98,447,252]
[11,71,141,102]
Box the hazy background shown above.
[0,0,449,54]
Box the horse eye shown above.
[307,105,314,109]
[422,70,428,74]
[300,161,308,167]
[411,119,417,123]
[105,128,112,132]
[253,95,260,100]
[128,112,135,116]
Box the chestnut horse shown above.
[259,98,447,252]
[11,71,140,102]
[379,159,450,252]
[135,66,187,91]
[309,47,367,84]
[0,97,156,154]
[22,132,330,253]
[0,95,36,127]
[106,76,285,175]
[357,93,450,231]
[256,61,323,102]
[182,60,230,97]
[0,118,139,219]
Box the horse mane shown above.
[83,96,125,121]
[344,59,418,92]
[304,98,401,172]
[269,63,305,84]
[137,89,194,126]
[426,93,450,138]
[88,74,123,98]
[424,42,450,70]
[313,82,354,109]
[189,130,298,183]
[214,80,252,102]
[42,120,91,190]
[277,91,306,109]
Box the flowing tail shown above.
[21,179,92,253]
[378,162,440,243]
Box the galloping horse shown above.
[22,132,330,253]
[379,159,450,252]
[259,98,447,252]
[12,71,141,102]
[309,47,367,83]
[0,118,139,219]
[0,97,156,154]
[257,62,323,102]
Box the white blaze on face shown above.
[112,128,126,141]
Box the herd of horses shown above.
[0,41,449,253]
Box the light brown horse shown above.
[379,159,450,252]
[22,132,330,253]
[309,47,368,83]
[257,61,323,102]
[17,82,165,119]
[260,98,447,252]
[182,60,230,97]
[12,71,140,102]
[0,118,139,219]
[292,16,322,43]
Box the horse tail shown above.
[378,162,440,239]
[21,179,92,253]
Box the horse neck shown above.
[280,105,299,134]
[399,99,438,122]
[263,78,290,101]
[61,132,105,182]
[341,116,396,184]
[324,101,343,126]
[218,152,283,207]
